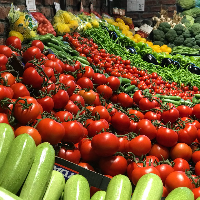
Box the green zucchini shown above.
[105,174,132,200]
[0,186,23,200]
[91,191,106,200]
[64,174,90,200]
[43,170,65,200]
[0,134,36,194]
[76,56,90,65]
[165,187,194,200]
[19,142,55,200]
[131,173,163,200]
[0,123,15,171]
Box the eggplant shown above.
[187,63,200,75]
[125,46,137,54]
[142,54,159,65]
[108,31,118,40]
[161,58,180,69]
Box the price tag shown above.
[26,0,36,12]
[127,0,145,12]
[54,2,61,12]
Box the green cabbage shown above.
[177,0,195,10]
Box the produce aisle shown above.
[1,2,200,200]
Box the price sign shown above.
[26,0,36,12]
[127,0,145,12]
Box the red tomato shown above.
[36,118,65,145]
[111,112,130,132]
[13,96,41,125]
[14,126,41,145]
[132,90,144,104]
[53,89,69,109]
[92,73,107,85]
[62,121,84,144]
[177,105,193,118]
[170,143,192,161]
[64,100,80,116]
[144,111,160,121]
[195,161,200,176]
[128,109,144,120]
[161,107,179,124]
[96,85,113,100]
[44,60,62,74]
[0,45,13,57]
[92,106,111,122]
[155,164,174,184]
[37,96,54,113]
[58,147,81,164]
[156,127,178,147]
[0,54,8,65]
[79,90,96,105]
[139,97,157,111]
[165,171,193,192]
[117,93,133,108]
[0,113,9,124]
[78,162,94,171]
[106,76,120,91]
[76,77,93,89]
[192,104,200,120]
[128,135,151,156]
[131,166,160,185]
[172,158,190,172]
[178,123,197,145]
[136,119,157,140]
[1,72,15,86]
[6,36,21,49]
[192,187,200,199]
[192,151,200,164]
[31,40,44,51]
[23,46,41,62]
[149,143,170,161]
[91,132,119,157]
[99,156,127,176]
[54,111,73,122]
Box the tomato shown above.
[99,156,127,176]
[23,67,43,89]
[61,79,76,96]
[177,105,193,118]
[14,96,41,125]
[1,72,15,86]
[170,143,192,161]
[79,90,96,104]
[192,151,200,164]
[47,53,56,60]
[155,164,174,184]
[96,85,113,100]
[131,166,160,185]
[192,187,200,199]
[91,132,119,157]
[14,126,41,145]
[173,158,190,172]
[0,45,13,57]
[53,89,69,109]
[78,162,94,171]
[161,107,179,124]
[76,77,93,89]
[44,60,62,74]
[79,140,98,162]
[80,66,94,79]
[165,171,193,192]
[139,97,157,111]
[6,36,22,50]
[111,111,130,132]
[178,123,197,145]
[37,96,54,113]
[69,94,85,108]
[136,119,157,140]
[128,109,144,120]
[36,118,65,145]
[106,76,120,91]
[31,40,44,51]
[58,147,81,164]
[92,73,107,85]
[118,137,129,153]
[117,93,133,108]
[64,100,80,116]
[87,119,109,137]
[92,106,111,122]
[149,143,170,161]
[144,111,160,121]
[0,54,8,65]
[195,161,200,176]
[128,135,151,156]
[0,113,9,124]
[23,46,41,62]
[132,90,144,105]
[156,127,178,147]
[54,111,73,122]
[62,121,84,144]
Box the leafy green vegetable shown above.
[177,0,195,9]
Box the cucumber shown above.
[0,186,23,200]
[64,174,90,200]
[105,174,132,200]
[0,133,36,194]
[0,123,15,171]
[165,187,194,200]
[131,173,163,200]
[43,170,65,200]
[91,191,106,200]
[19,142,55,200]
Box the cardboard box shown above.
[54,156,111,191]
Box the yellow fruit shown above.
[53,16,62,24]
[8,30,24,42]
[91,20,99,28]
[62,12,71,24]
[55,23,70,35]
[166,47,172,53]
[13,15,29,33]
[139,38,147,43]
[133,34,141,39]
[86,22,92,29]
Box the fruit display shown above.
[2,5,200,200]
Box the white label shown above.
[127,0,145,11]
[54,2,61,12]
[26,0,36,12]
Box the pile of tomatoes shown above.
[1,34,200,199]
